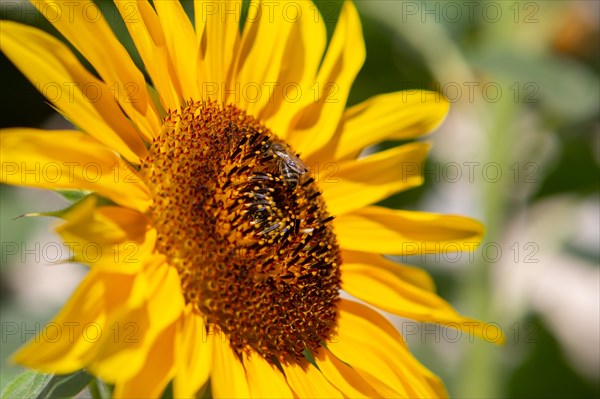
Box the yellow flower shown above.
[0,0,501,397]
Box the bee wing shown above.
[274,150,308,173]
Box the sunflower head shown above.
[145,100,341,363]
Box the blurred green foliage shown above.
[508,316,599,398]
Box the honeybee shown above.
[263,141,308,189]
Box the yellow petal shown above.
[331,91,450,162]
[342,249,435,292]
[196,0,241,101]
[244,352,294,399]
[327,299,448,398]
[287,1,365,157]
[0,129,150,210]
[88,259,185,382]
[58,197,149,244]
[11,269,107,373]
[31,0,160,141]
[314,349,383,398]
[342,263,504,343]
[283,361,344,399]
[232,0,295,114]
[113,323,176,398]
[115,0,183,111]
[87,291,151,382]
[0,21,146,161]
[0,129,151,211]
[142,261,185,332]
[193,0,207,38]
[55,196,155,274]
[173,307,212,399]
[334,206,484,255]
[11,270,152,376]
[254,1,327,136]
[211,336,251,398]
[321,142,430,216]
[154,0,200,101]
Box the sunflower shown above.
[0,0,501,397]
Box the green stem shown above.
[455,83,517,397]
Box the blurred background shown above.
[1,0,598,397]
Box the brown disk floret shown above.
[142,101,342,364]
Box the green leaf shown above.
[0,371,53,399]
[14,193,117,221]
[56,189,90,203]
[38,370,93,398]
[0,370,94,399]
[88,378,113,399]
[302,348,318,369]
[160,381,173,399]
[196,380,212,399]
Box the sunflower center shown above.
[142,101,341,364]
